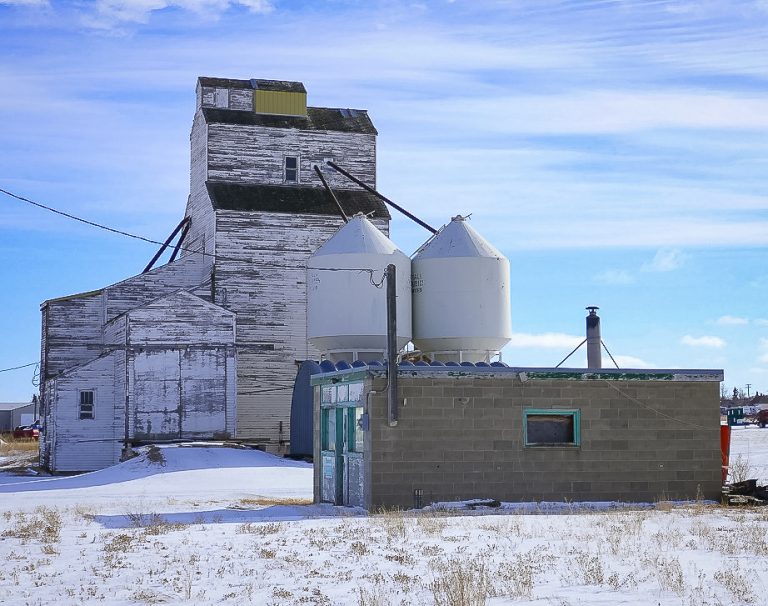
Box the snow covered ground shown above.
[730,426,768,485]
[0,432,766,605]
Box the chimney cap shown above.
[586,306,600,315]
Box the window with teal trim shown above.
[524,409,580,446]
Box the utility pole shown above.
[386,264,398,427]
[746,383,752,398]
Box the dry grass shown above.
[237,521,283,535]
[1,500,767,604]
[0,433,40,453]
[237,496,312,507]
[430,556,493,606]
[728,454,752,484]
[1,506,62,544]
[145,445,166,465]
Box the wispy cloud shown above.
[759,337,768,363]
[507,332,583,349]
[681,335,726,348]
[756,319,768,327]
[716,315,749,326]
[594,269,635,285]
[612,355,655,369]
[82,0,273,28]
[642,248,688,272]
[0,0,48,5]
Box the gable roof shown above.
[206,182,390,219]
[198,77,306,93]
[202,107,377,135]
[104,289,234,327]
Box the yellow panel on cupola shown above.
[251,79,307,116]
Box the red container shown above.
[720,424,731,484]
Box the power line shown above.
[0,362,37,374]
[0,186,393,280]
[0,187,164,247]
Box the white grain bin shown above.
[307,214,412,363]
[411,215,511,363]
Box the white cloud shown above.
[0,0,48,5]
[716,315,749,326]
[641,248,687,272]
[760,353,768,364]
[756,319,768,326]
[594,269,635,285]
[85,0,272,27]
[681,335,726,348]
[612,355,655,369]
[507,332,583,349]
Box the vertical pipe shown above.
[586,306,602,369]
[386,264,398,426]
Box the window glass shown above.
[285,156,299,182]
[322,408,336,451]
[348,382,363,403]
[336,384,349,403]
[79,390,95,420]
[524,410,579,446]
[321,385,334,403]
[353,407,364,452]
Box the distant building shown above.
[0,401,36,433]
[39,77,388,472]
[749,394,768,410]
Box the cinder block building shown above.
[312,364,723,509]
[39,77,388,472]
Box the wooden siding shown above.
[104,253,211,322]
[214,210,388,446]
[230,88,253,111]
[253,90,307,116]
[124,291,234,346]
[198,83,215,109]
[43,292,104,378]
[207,124,376,190]
[183,110,216,256]
[48,352,123,472]
[117,291,235,442]
[43,291,236,471]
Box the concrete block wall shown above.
[365,375,721,509]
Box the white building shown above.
[39,78,389,472]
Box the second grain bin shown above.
[307,214,412,363]
[411,215,511,363]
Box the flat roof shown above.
[202,107,377,135]
[311,364,724,385]
[0,402,34,411]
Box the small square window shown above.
[79,390,95,420]
[285,156,299,183]
[524,409,580,446]
[214,87,228,108]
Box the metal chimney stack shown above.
[586,306,601,369]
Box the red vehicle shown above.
[758,409,768,429]
[12,426,40,440]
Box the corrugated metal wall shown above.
[253,90,307,116]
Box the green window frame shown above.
[321,408,335,451]
[523,409,580,447]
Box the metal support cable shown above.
[313,165,348,223]
[601,339,620,369]
[325,161,437,234]
[554,339,587,368]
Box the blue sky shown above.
[1,0,767,401]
